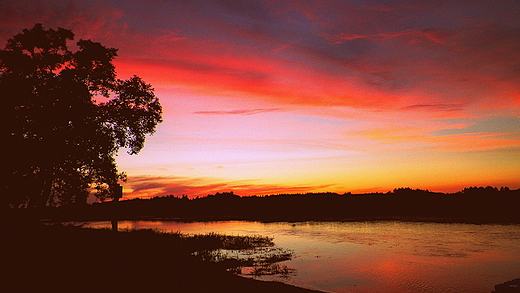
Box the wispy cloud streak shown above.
[400,104,464,112]
[326,28,452,44]
[193,108,283,115]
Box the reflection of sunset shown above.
[3,1,520,198]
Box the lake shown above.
[86,220,520,293]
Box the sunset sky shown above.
[2,0,520,199]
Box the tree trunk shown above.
[31,166,53,210]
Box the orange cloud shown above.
[343,114,520,153]
[121,176,335,200]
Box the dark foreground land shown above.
[1,223,322,293]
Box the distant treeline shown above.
[43,186,520,224]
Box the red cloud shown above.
[6,1,516,117]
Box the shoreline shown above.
[1,223,323,293]
[42,215,520,226]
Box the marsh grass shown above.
[184,232,296,277]
[184,232,274,250]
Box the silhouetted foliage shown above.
[51,186,520,224]
[0,24,162,208]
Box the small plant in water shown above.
[243,263,296,278]
[188,233,296,278]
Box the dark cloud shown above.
[0,0,124,43]
[212,0,272,22]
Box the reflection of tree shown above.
[0,24,162,209]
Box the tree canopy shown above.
[0,24,162,208]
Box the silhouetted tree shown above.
[0,24,162,208]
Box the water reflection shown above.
[86,221,520,293]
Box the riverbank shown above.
[0,224,323,293]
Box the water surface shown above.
[87,221,520,293]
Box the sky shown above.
[2,0,520,199]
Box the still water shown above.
[87,221,520,293]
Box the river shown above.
[86,220,520,293]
